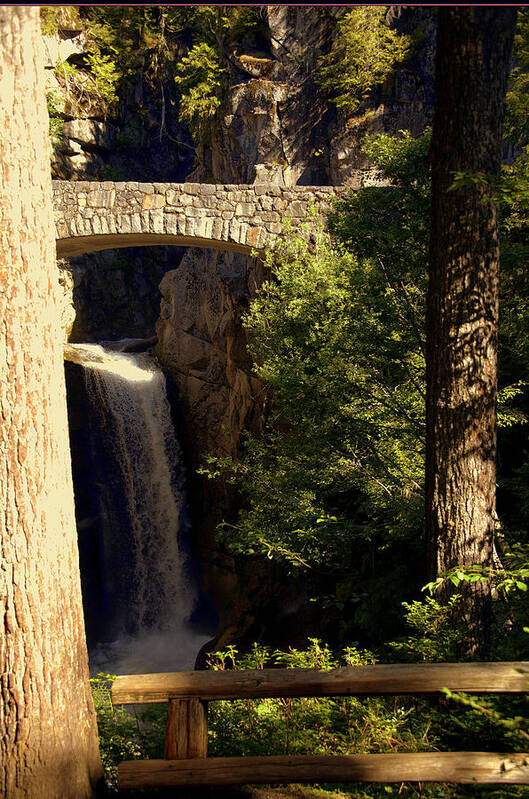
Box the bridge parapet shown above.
[53,181,350,258]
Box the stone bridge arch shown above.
[53,181,348,258]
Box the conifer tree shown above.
[426,7,517,654]
[0,7,102,796]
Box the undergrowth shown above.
[91,599,529,797]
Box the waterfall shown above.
[65,342,208,674]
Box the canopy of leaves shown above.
[174,42,225,135]
[41,6,265,141]
[201,133,432,640]
[173,6,267,141]
[506,7,529,148]
[319,7,411,115]
[209,127,529,642]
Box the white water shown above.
[65,343,208,674]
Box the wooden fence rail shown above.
[111,662,529,789]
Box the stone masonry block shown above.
[150,209,164,234]
[166,190,188,206]
[140,211,150,233]
[87,190,115,208]
[285,200,306,217]
[235,202,256,216]
[211,217,223,239]
[246,226,263,248]
[119,215,132,234]
[142,193,166,210]
[165,212,177,236]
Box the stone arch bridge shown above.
[53,181,350,258]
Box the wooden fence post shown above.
[164,698,208,760]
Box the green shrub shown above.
[90,672,166,790]
[91,629,529,798]
[206,640,434,760]
[319,8,411,115]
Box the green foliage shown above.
[213,215,425,576]
[79,6,186,86]
[46,91,63,148]
[206,640,433,762]
[203,123,529,647]
[389,595,466,662]
[90,673,166,790]
[422,558,529,599]
[85,50,120,108]
[41,8,121,115]
[173,6,266,141]
[45,5,266,143]
[91,632,529,798]
[174,42,225,137]
[203,130,432,643]
[208,636,529,798]
[40,7,60,37]
[319,8,411,115]
[443,686,529,748]
[228,6,269,44]
[506,7,529,147]
[90,673,144,787]
[43,7,195,118]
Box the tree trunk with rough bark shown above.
[425,7,516,655]
[0,7,103,797]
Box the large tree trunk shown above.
[425,8,516,655]
[0,7,103,797]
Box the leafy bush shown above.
[174,42,225,138]
[202,131,432,643]
[46,91,63,148]
[92,627,529,798]
[388,595,466,662]
[90,673,144,788]
[90,672,166,790]
[319,8,411,115]
[206,640,434,761]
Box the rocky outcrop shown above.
[57,260,76,342]
[328,7,436,183]
[190,7,435,187]
[67,246,183,342]
[191,6,343,186]
[42,17,194,182]
[156,248,264,463]
[155,247,267,625]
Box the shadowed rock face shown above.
[154,247,267,627]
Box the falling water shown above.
[65,342,208,674]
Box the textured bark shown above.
[0,7,103,797]
[426,8,516,653]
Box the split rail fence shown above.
[111,662,529,789]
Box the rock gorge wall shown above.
[51,6,435,644]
